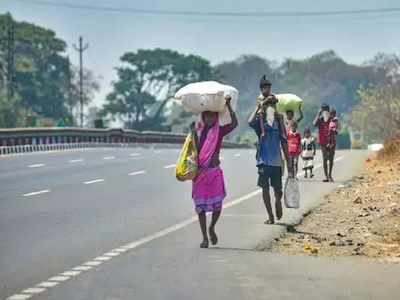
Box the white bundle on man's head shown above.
[174,81,239,126]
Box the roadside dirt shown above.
[268,140,400,262]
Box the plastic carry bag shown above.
[284,177,300,208]
[276,94,303,113]
[174,81,239,126]
[175,133,198,181]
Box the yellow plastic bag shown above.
[176,133,198,181]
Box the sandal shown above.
[209,228,218,245]
[264,219,275,225]
[200,240,209,248]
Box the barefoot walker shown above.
[248,76,291,224]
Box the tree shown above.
[349,54,400,142]
[0,15,65,125]
[102,48,215,131]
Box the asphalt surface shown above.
[1,147,399,300]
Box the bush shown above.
[377,137,400,160]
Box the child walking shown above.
[191,96,238,248]
[301,128,316,178]
[287,120,302,177]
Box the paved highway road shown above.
[2,147,397,300]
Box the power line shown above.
[13,0,400,18]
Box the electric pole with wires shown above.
[73,36,89,127]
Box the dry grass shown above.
[377,137,400,160]
[268,139,400,262]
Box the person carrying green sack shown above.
[275,94,304,129]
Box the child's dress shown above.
[287,130,302,175]
[301,137,316,170]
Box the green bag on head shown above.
[276,94,303,113]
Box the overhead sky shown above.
[1,0,400,105]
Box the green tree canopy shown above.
[102,48,215,131]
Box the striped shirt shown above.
[315,117,331,146]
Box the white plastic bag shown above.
[174,81,238,126]
[284,177,300,209]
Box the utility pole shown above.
[73,36,89,127]
[6,13,15,103]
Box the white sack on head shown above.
[174,81,238,125]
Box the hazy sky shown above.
[1,0,399,105]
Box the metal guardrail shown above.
[0,127,249,156]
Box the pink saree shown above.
[192,119,226,213]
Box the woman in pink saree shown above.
[192,96,238,248]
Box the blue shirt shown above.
[249,116,286,167]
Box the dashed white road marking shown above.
[83,179,104,185]
[22,190,50,197]
[84,261,102,266]
[48,276,69,282]
[37,281,59,288]
[164,164,176,169]
[103,156,115,160]
[73,266,92,271]
[94,256,112,261]
[69,159,84,163]
[8,154,348,300]
[130,153,141,157]
[128,170,146,176]
[234,153,241,157]
[153,150,162,154]
[22,288,45,295]
[61,271,81,277]
[28,163,45,168]
[104,251,120,257]
[335,156,343,162]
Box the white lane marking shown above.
[22,288,45,295]
[128,170,146,176]
[154,150,162,154]
[22,190,50,197]
[234,153,241,157]
[83,179,104,185]
[84,261,102,266]
[37,281,59,288]
[314,163,323,169]
[94,256,112,261]
[69,159,84,163]
[164,164,176,169]
[335,156,343,162]
[114,248,128,253]
[130,153,141,157]
[104,251,120,257]
[73,266,92,271]
[6,294,32,300]
[8,154,348,300]
[48,276,69,282]
[103,156,115,160]
[28,163,45,168]
[61,271,81,277]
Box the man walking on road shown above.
[313,104,336,182]
[248,76,291,224]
